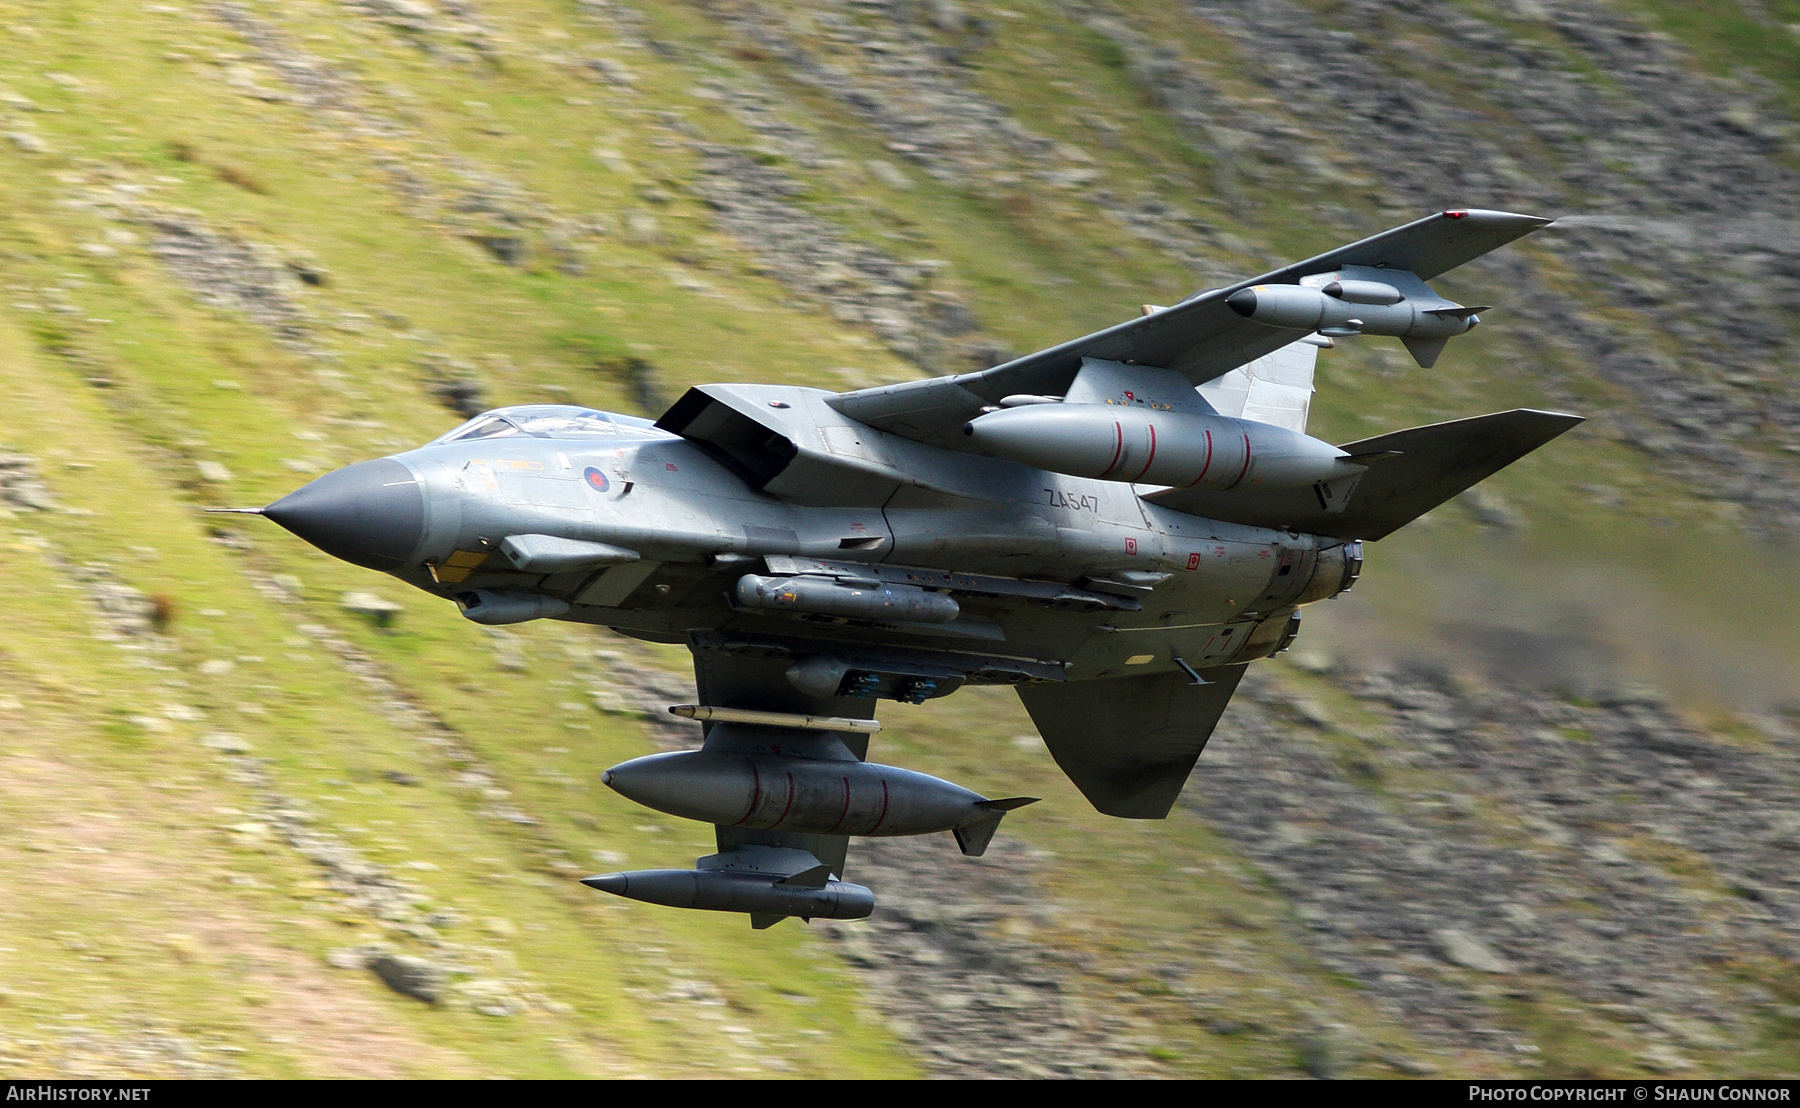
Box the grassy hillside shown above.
[1,0,1795,1078]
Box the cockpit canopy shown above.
[433,405,660,444]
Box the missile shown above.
[964,404,1363,490]
[581,867,876,922]
[735,573,960,624]
[602,750,1038,855]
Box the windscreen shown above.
[439,413,520,442]
[436,406,655,443]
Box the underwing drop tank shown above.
[602,749,1037,856]
[964,404,1363,489]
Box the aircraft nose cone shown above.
[581,873,628,894]
[263,458,425,571]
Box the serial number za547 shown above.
[1044,488,1100,512]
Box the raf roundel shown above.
[583,466,610,493]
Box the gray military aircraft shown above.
[231,210,1580,928]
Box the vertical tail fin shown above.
[1197,335,1325,432]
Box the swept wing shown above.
[829,210,1549,449]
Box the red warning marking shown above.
[1187,552,1201,571]
[1125,537,1139,555]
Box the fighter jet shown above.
[233,210,1580,928]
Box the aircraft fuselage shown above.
[285,401,1355,687]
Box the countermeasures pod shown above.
[580,867,875,922]
[1225,283,1480,339]
[964,403,1364,490]
[602,750,1037,855]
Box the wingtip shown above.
[1444,208,1554,228]
[1516,407,1587,423]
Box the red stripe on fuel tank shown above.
[825,776,852,834]
[1187,428,1215,487]
[1098,420,1124,478]
[870,779,891,834]
[1133,421,1159,482]
[737,760,761,826]
[1225,431,1253,489]
[770,772,797,828]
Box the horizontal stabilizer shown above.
[1146,409,1583,540]
[978,796,1040,812]
[1017,665,1247,819]
[953,797,1038,857]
